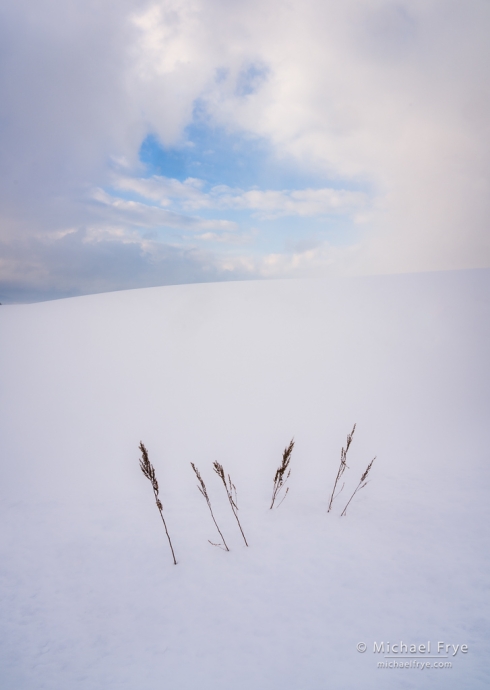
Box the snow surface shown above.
[0,271,489,690]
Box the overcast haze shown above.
[1,0,489,302]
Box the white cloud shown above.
[208,186,368,219]
[212,240,363,280]
[113,176,208,208]
[92,187,238,232]
[193,230,254,244]
[112,174,368,219]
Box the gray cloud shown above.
[0,228,252,304]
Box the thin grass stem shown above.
[213,462,249,546]
[270,439,294,509]
[328,424,355,513]
[139,442,177,565]
[341,457,376,516]
[191,462,229,551]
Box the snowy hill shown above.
[0,271,489,690]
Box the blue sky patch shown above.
[138,121,364,192]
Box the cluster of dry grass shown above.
[213,462,248,547]
[327,424,355,512]
[138,426,375,564]
[326,424,376,517]
[191,462,230,551]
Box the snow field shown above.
[0,271,489,689]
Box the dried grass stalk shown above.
[191,462,229,551]
[139,442,177,565]
[327,424,355,513]
[341,457,376,516]
[270,438,294,509]
[213,462,249,546]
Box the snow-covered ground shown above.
[0,270,489,690]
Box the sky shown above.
[0,0,489,302]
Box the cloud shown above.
[196,0,490,271]
[91,187,238,232]
[112,174,368,218]
[112,175,208,208]
[208,186,368,219]
[0,227,252,304]
[0,0,489,301]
